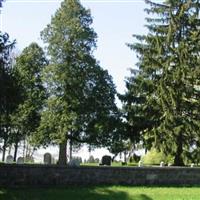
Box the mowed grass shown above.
[1,186,200,200]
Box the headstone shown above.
[99,155,111,166]
[6,155,13,163]
[51,157,56,164]
[44,153,52,164]
[68,157,81,166]
[138,160,143,167]
[160,161,164,167]
[17,157,24,164]
[191,163,194,168]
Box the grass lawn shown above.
[1,186,200,200]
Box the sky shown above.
[1,0,149,162]
[2,0,148,94]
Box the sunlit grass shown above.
[1,186,200,200]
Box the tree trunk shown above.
[23,139,26,158]
[174,133,184,166]
[58,140,67,165]
[69,139,73,162]
[2,136,8,162]
[13,141,19,162]
[124,151,127,163]
[2,143,6,162]
[8,145,12,155]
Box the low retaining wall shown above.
[1,164,200,187]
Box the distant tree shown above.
[36,0,118,165]
[0,0,5,8]
[0,32,17,161]
[124,0,200,166]
[12,43,47,161]
[87,155,95,163]
[119,69,160,153]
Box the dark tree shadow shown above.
[138,194,153,200]
[0,188,153,200]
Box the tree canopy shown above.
[35,0,118,164]
[122,0,200,166]
[0,32,18,161]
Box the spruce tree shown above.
[120,69,161,152]
[125,0,200,166]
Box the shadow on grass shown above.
[0,187,153,200]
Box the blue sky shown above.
[2,0,148,95]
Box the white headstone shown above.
[6,155,13,163]
[191,163,194,168]
[44,153,52,164]
[160,161,164,167]
[17,157,24,164]
[138,160,143,167]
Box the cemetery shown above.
[1,153,200,187]
[1,0,200,199]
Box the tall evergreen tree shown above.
[124,0,200,166]
[120,69,161,152]
[38,0,118,165]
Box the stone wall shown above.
[1,164,200,187]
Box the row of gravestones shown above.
[5,155,24,164]
[43,154,112,166]
[4,153,53,165]
[5,154,196,167]
[43,153,82,166]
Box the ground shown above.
[1,186,200,200]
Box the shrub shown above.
[142,148,173,165]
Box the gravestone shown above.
[51,157,56,164]
[6,155,13,163]
[17,157,24,164]
[138,160,143,167]
[68,157,81,166]
[44,153,52,164]
[99,155,111,166]
[160,161,164,167]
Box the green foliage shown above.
[0,32,17,160]
[123,0,200,166]
[37,0,118,164]
[142,148,173,165]
[12,43,47,146]
[120,69,160,150]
